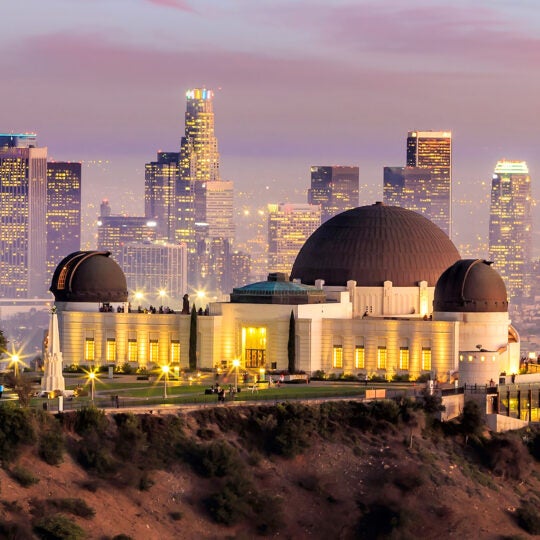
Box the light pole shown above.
[259,367,266,382]
[11,354,20,377]
[232,358,240,392]
[161,364,169,399]
[88,372,96,402]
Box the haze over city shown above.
[3,0,540,252]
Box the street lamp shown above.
[161,364,169,399]
[11,354,20,377]
[232,358,240,392]
[259,367,266,382]
[158,289,166,306]
[88,372,96,402]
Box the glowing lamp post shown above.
[259,367,266,382]
[232,358,240,392]
[88,372,96,403]
[11,354,20,377]
[159,289,166,305]
[161,364,169,399]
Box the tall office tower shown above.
[406,131,452,236]
[97,204,157,263]
[308,166,359,223]
[100,199,111,217]
[267,203,321,274]
[489,160,532,300]
[0,133,47,298]
[144,151,179,241]
[121,241,187,309]
[176,89,234,291]
[46,162,81,278]
[383,166,432,215]
[230,250,251,289]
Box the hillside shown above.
[0,400,540,539]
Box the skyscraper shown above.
[97,202,157,263]
[268,203,321,275]
[488,160,532,300]
[383,166,432,216]
[46,161,81,278]
[0,133,47,297]
[145,152,179,241]
[308,166,359,223]
[406,131,452,236]
[121,241,187,308]
[176,88,234,291]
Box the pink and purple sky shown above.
[3,0,540,251]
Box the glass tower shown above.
[47,161,81,279]
[406,131,452,236]
[308,166,359,223]
[489,160,532,300]
[0,133,47,297]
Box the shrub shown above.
[11,466,39,487]
[33,514,86,540]
[516,501,540,535]
[39,427,65,465]
[73,407,108,436]
[50,498,95,519]
[63,364,84,373]
[461,400,484,439]
[120,362,134,375]
[369,374,387,382]
[481,435,531,480]
[392,373,410,382]
[0,404,35,463]
[0,521,34,539]
[170,511,183,521]
[416,373,431,383]
[188,440,242,478]
[113,413,146,461]
[139,472,154,491]
[205,475,252,525]
[310,370,326,380]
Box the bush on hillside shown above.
[0,404,35,463]
[33,514,86,540]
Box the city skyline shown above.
[2,1,539,254]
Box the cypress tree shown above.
[189,304,197,370]
[287,310,296,374]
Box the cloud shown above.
[254,1,540,71]
[144,0,194,11]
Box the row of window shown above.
[332,346,432,371]
[85,338,180,364]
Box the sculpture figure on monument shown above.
[41,306,66,393]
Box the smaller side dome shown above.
[434,259,508,313]
[50,251,128,302]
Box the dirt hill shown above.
[0,400,539,539]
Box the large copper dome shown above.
[50,251,128,302]
[434,259,508,313]
[290,203,460,287]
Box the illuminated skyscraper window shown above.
[0,133,47,297]
[47,161,81,279]
[489,160,532,299]
[268,203,321,275]
[308,166,359,223]
[404,131,452,236]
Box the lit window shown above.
[399,347,409,370]
[149,339,159,364]
[333,346,343,368]
[106,339,116,362]
[85,338,95,361]
[422,348,432,371]
[377,346,387,370]
[170,340,180,363]
[128,339,138,363]
[355,346,365,369]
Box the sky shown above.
[3,0,540,252]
